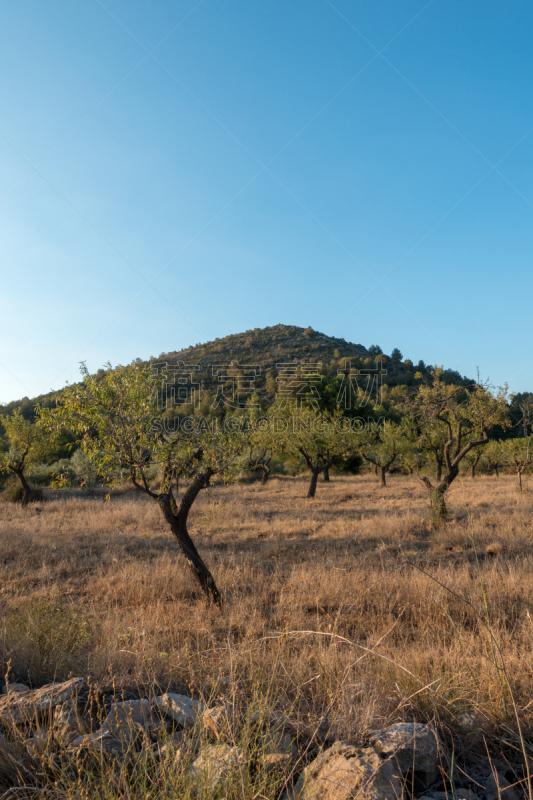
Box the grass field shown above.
[2,473,533,796]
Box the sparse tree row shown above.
[1,360,529,604]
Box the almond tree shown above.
[0,408,52,506]
[41,363,251,605]
[408,370,509,524]
[359,420,404,487]
[483,439,503,477]
[274,406,358,498]
[501,437,531,492]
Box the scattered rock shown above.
[154,693,203,729]
[484,772,520,800]
[190,743,245,794]
[53,700,84,745]
[263,752,292,772]
[370,722,440,790]
[291,741,404,800]
[105,699,160,744]
[202,705,227,739]
[69,725,124,759]
[26,729,50,756]
[0,678,86,725]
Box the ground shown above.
[1,473,533,795]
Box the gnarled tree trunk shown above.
[158,469,221,606]
[10,466,31,507]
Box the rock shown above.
[0,678,86,725]
[70,723,113,748]
[252,710,299,756]
[4,683,30,694]
[105,699,159,744]
[154,693,203,729]
[370,722,440,790]
[291,741,404,800]
[484,772,520,800]
[190,743,245,794]
[69,725,124,759]
[202,705,227,739]
[263,752,292,772]
[53,700,84,745]
[433,792,479,800]
[26,729,50,756]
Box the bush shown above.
[71,448,97,491]
[0,476,45,503]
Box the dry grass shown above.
[1,473,533,795]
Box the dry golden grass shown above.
[2,472,533,794]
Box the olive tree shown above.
[0,408,52,506]
[41,363,251,605]
[408,370,509,524]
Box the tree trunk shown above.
[308,468,320,499]
[436,459,443,481]
[470,464,475,479]
[323,465,330,482]
[157,470,221,606]
[261,465,270,485]
[493,465,499,477]
[518,467,524,493]
[11,467,31,507]
[378,466,386,488]
[429,486,447,524]
[420,468,458,527]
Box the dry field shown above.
[2,472,533,796]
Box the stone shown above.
[53,700,84,745]
[26,729,49,756]
[202,705,227,739]
[69,725,124,759]
[484,772,520,800]
[190,743,245,794]
[151,730,186,761]
[70,723,113,748]
[291,741,404,800]
[0,678,86,725]
[4,683,30,694]
[251,710,299,756]
[154,693,203,729]
[369,722,440,790]
[105,699,159,743]
[263,752,292,771]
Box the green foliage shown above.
[71,448,98,491]
[0,407,54,476]
[40,362,251,492]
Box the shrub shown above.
[71,448,97,491]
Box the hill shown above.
[151,324,370,368]
[1,324,472,418]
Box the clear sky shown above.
[1,0,533,403]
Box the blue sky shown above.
[1,0,533,402]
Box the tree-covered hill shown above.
[0,323,472,421]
